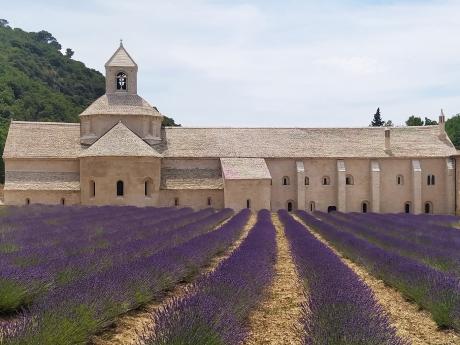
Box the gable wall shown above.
[80,156,161,206]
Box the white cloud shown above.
[1,0,459,126]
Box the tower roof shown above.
[79,94,162,117]
[105,41,137,68]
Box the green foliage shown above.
[406,115,424,126]
[162,115,181,127]
[446,114,460,149]
[370,107,385,127]
[424,117,438,125]
[0,21,179,183]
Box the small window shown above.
[404,202,411,214]
[90,180,96,198]
[116,72,127,90]
[174,197,179,207]
[282,176,290,186]
[246,199,251,209]
[427,174,435,186]
[61,198,65,205]
[424,202,433,214]
[304,176,310,185]
[25,198,30,205]
[396,175,404,185]
[362,201,369,213]
[346,175,354,185]
[322,176,331,186]
[116,180,124,197]
[309,201,316,212]
[144,178,153,197]
[207,197,212,206]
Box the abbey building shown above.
[3,44,460,214]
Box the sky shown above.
[1,0,459,127]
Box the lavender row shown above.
[140,209,276,345]
[318,212,460,276]
[279,210,405,345]
[0,208,231,313]
[2,209,249,345]
[296,210,460,331]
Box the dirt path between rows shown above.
[245,213,305,345]
[293,214,460,345]
[91,213,257,345]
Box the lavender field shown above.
[0,205,459,345]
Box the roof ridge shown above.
[11,121,79,126]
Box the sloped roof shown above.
[221,158,271,180]
[161,168,223,190]
[80,94,162,117]
[3,122,458,160]
[3,121,81,159]
[154,126,458,158]
[4,171,80,191]
[105,44,137,67]
[79,122,161,157]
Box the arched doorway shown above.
[287,201,293,212]
[328,206,337,213]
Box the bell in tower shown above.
[105,40,138,95]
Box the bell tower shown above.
[105,40,138,95]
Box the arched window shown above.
[287,200,294,212]
[424,202,433,214]
[346,175,354,185]
[322,176,331,186]
[361,201,369,213]
[404,202,411,214]
[282,176,290,186]
[310,201,316,212]
[25,198,30,205]
[116,180,124,197]
[61,198,65,206]
[144,178,153,197]
[116,72,127,90]
[246,199,251,209]
[90,180,96,198]
[174,197,179,207]
[427,174,435,186]
[305,176,310,185]
[396,175,404,185]
[207,197,212,206]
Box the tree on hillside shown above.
[0,19,9,28]
[384,120,393,127]
[406,115,424,126]
[424,117,438,125]
[370,108,385,127]
[446,114,460,149]
[65,48,74,58]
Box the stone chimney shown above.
[439,109,446,139]
[384,128,391,152]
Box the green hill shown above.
[0,20,178,182]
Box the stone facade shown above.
[3,44,460,214]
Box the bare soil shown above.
[293,214,460,345]
[91,213,257,345]
[245,213,305,345]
